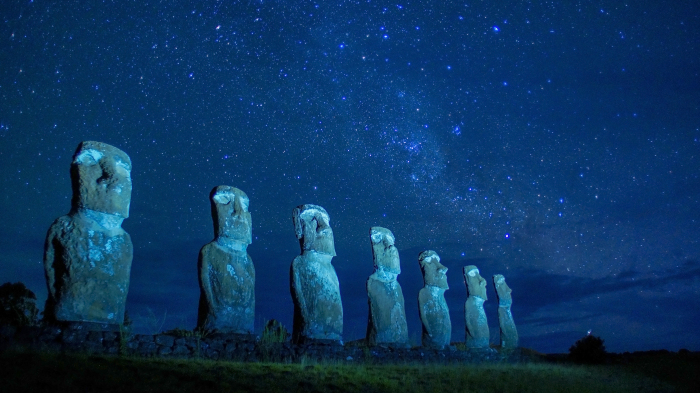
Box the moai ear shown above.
[235,194,250,212]
[292,206,304,239]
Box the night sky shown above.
[1,0,699,354]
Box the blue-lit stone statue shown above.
[43,141,133,328]
[197,186,255,334]
[290,204,343,343]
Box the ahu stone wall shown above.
[1,325,534,365]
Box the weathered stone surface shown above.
[155,334,175,347]
[197,186,255,334]
[464,265,489,348]
[290,204,343,343]
[43,141,133,326]
[366,227,408,347]
[493,274,518,348]
[417,250,451,349]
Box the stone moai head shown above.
[464,265,487,300]
[210,186,252,245]
[70,141,132,218]
[292,204,336,256]
[370,227,400,276]
[493,274,512,306]
[419,250,448,289]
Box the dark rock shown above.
[172,345,191,357]
[154,334,175,347]
[158,346,173,356]
[134,334,154,343]
[103,331,118,342]
[137,341,157,354]
[208,339,224,352]
[87,331,103,343]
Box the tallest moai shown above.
[43,141,133,327]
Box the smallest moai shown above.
[493,274,519,348]
[464,265,489,348]
[418,250,451,349]
[366,227,409,347]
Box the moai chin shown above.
[197,186,255,334]
[493,274,519,348]
[366,227,409,347]
[464,265,490,348]
[417,250,451,349]
[43,141,133,328]
[290,204,343,343]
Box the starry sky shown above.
[1,0,699,354]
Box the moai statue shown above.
[464,265,489,348]
[366,227,408,347]
[43,141,133,328]
[417,250,451,349]
[493,274,519,348]
[290,204,343,343]
[197,186,255,334]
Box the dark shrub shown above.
[569,334,606,364]
[0,282,39,327]
[261,319,289,343]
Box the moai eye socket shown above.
[308,216,319,232]
[213,193,232,205]
[74,149,103,166]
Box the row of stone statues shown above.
[42,141,518,349]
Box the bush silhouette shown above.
[261,319,289,343]
[569,334,606,364]
[0,282,39,327]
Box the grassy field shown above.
[0,350,696,393]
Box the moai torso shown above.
[494,274,518,348]
[43,141,133,326]
[197,186,255,334]
[366,227,408,347]
[290,205,343,343]
[418,250,451,349]
[464,265,490,348]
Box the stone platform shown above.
[1,325,535,364]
